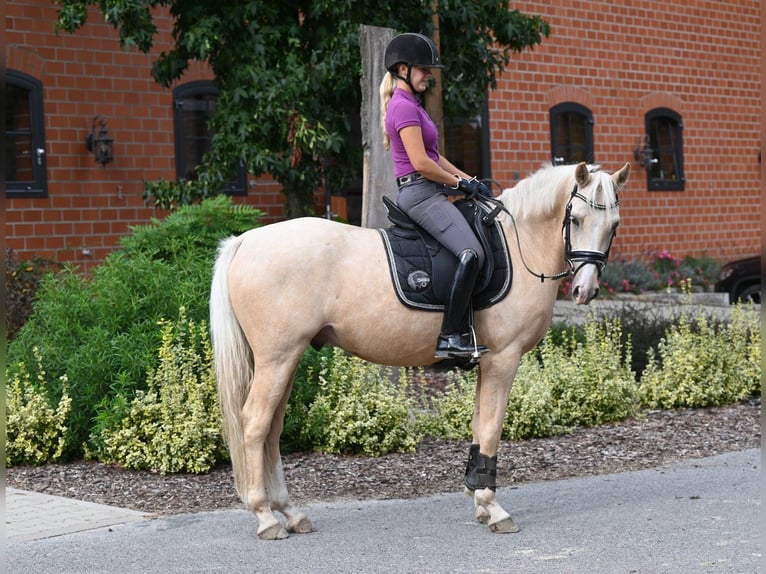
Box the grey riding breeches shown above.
[396,179,485,268]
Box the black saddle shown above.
[379,195,512,312]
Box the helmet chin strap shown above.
[394,64,418,94]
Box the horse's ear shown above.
[575,162,590,186]
[612,162,632,187]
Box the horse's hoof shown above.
[258,522,289,540]
[489,516,520,534]
[287,516,314,534]
[475,507,490,524]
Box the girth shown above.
[379,196,512,312]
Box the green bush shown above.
[597,251,720,296]
[5,250,62,341]
[306,348,420,456]
[416,370,476,440]
[503,358,561,440]
[592,302,678,379]
[89,308,226,474]
[7,347,72,466]
[421,317,638,442]
[281,346,335,453]
[536,319,638,428]
[639,304,761,409]
[6,197,262,459]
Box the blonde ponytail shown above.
[379,72,398,151]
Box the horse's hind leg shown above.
[264,380,313,535]
[241,360,298,540]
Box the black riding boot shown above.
[435,249,489,360]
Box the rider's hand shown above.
[457,177,491,199]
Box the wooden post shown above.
[360,24,397,229]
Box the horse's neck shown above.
[500,185,568,270]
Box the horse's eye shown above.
[569,216,580,227]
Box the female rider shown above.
[380,32,490,360]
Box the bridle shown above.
[508,181,620,283]
[562,184,620,279]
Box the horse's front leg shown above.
[464,360,520,533]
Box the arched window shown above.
[549,102,594,165]
[643,108,684,191]
[173,80,246,195]
[6,70,47,198]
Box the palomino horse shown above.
[210,161,631,539]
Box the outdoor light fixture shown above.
[633,135,657,168]
[85,115,114,166]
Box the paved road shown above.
[6,449,761,573]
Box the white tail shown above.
[210,234,252,500]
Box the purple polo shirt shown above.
[385,88,440,178]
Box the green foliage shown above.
[532,319,638,428]
[306,348,420,456]
[421,318,638,442]
[7,347,72,466]
[5,250,61,341]
[55,0,549,216]
[591,302,678,379]
[89,308,227,474]
[416,370,476,440]
[598,251,720,296]
[280,346,335,453]
[638,304,761,409]
[6,197,262,459]
[124,194,262,255]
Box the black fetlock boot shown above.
[464,444,480,489]
[464,450,498,492]
[435,249,489,360]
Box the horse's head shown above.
[566,162,631,304]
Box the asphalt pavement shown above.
[6,448,761,574]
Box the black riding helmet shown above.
[384,33,443,92]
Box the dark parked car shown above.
[715,255,761,304]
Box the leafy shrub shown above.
[89,308,226,474]
[639,304,761,409]
[7,347,71,466]
[592,302,678,378]
[595,251,720,296]
[306,348,420,456]
[6,197,262,459]
[503,358,561,440]
[543,319,638,427]
[416,370,476,440]
[5,250,61,341]
[281,346,335,453]
[421,317,637,441]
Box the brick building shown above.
[6,0,761,271]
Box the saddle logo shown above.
[407,270,431,292]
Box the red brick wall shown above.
[6,1,285,272]
[489,0,761,263]
[7,1,761,269]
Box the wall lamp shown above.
[633,135,657,168]
[85,115,114,166]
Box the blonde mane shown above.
[501,163,618,219]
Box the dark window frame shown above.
[6,69,47,198]
[172,80,247,195]
[549,102,594,166]
[644,107,685,191]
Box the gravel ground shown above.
[6,398,760,516]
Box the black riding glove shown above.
[457,177,492,199]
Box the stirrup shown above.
[434,333,488,362]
